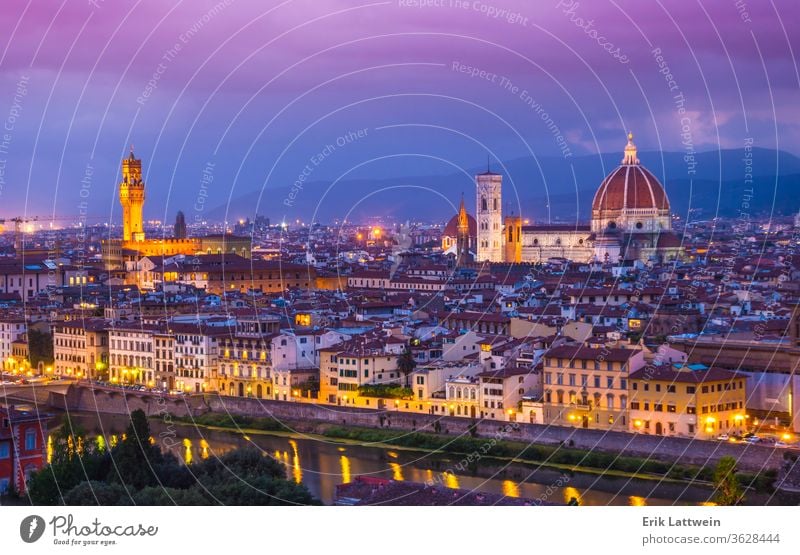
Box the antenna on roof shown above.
[487,155,490,173]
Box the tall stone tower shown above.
[174,210,187,239]
[456,194,473,266]
[119,148,145,243]
[475,162,503,262]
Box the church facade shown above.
[470,134,683,265]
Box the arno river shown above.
[56,413,730,506]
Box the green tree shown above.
[109,409,166,490]
[713,456,744,505]
[30,412,319,506]
[62,481,130,505]
[133,486,209,505]
[397,347,417,388]
[195,447,320,505]
[27,416,106,504]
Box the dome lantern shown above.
[622,132,639,165]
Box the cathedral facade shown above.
[470,134,683,265]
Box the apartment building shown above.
[171,322,228,394]
[52,319,108,379]
[538,343,644,431]
[629,365,748,439]
[108,324,160,385]
[319,336,403,406]
[153,331,175,390]
[0,317,26,370]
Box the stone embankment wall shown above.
[39,384,791,473]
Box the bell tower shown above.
[475,158,503,262]
[119,147,145,242]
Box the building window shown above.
[0,442,9,458]
[25,429,37,450]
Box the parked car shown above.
[717,434,730,441]
[774,441,790,448]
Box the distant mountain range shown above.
[208,147,800,224]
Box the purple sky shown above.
[0,0,797,224]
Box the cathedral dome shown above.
[443,212,477,237]
[591,133,671,235]
[592,134,669,213]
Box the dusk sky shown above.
[0,0,797,224]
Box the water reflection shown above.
[389,462,404,482]
[563,486,581,505]
[183,438,193,465]
[340,455,351,484]
[52,414,718,506]
[444,471,459,490]
[289,440,302,484]
[502,480,520,498]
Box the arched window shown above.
[606,394,615,410]
[481,196,487,211]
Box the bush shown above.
[183,413,288,432]
[357,384,413,399]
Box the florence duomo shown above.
[463,133,684,265]
[1,0,797,530]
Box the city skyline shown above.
[2,0,800,521]
[0,0,797,222]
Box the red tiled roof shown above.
[592,164,669,212]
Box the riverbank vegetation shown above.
[357,384,413,399]
[320,425,775,494]
[25,410,318,505]
[161,412,776,496]
[173,412,291,432]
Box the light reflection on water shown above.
[55,414,716,506]
[502,480,520,498]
